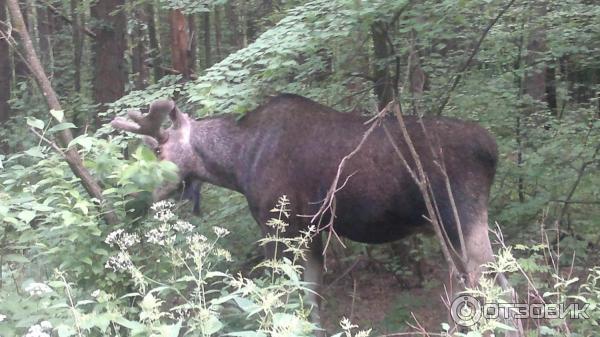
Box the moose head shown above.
[111,100,207,207]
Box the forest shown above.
[0,0,599,336]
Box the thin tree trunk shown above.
[36,5,51,67]
[523,3,548,105]
[91,0,126,127]
[146,2,162,81]
[70,0,82,92]
[0,0,12,125]
[408,30,426,115]
[13,0,29,81]
[371,21,393,110]
[546,65,557,115]
[169,9,190,78]
[187,15,197,73]
[202,11,211,69]
[213,6,222,60]
[132,7,148,89]
[225,2,241,49]
[6,0,118,225]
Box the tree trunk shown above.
[408,31,426,115]
[545,65,557,115]
[146,2,162,82]
[187,15,197,74]
[36,5,51,68]
[13,0,29,81]
[523,3,547,105]
[6,0,118,225]
[132,7,149,89]
[225,2,242,49]
[169,9,190,78]
[371,21,393,110]
[213,6,222,60]
[70,0,82,92]
[202,11,211,69]
[91,0,126,127]
[0,0,11,125]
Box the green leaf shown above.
[114,317,146,333]
[136,146,157,161]
[56,324,76,337]
[200,314,223,335]
[48,123,76,133]
[17,210,36,223]
[50,109,65,122]
[3,254,30,263]
[26,117,45,130]
[157,321,182,337]
[68,135,94,151]
[24,147,45,158]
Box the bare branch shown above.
[6,0,118,225]
[42,1,96,38]
[436,0,517,115]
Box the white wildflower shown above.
[214,248,232,262]
[355,329,372,337]
[146,228,165,245]
[340,317,358,331]
[150,200,175,211]
[91,289,100,298]
[153,207,175,222]
[146,224,175,246]
[39,321,52,330]
[24,282,53,297]
[212,226,230,237]
[186,234,210,260]
[173,220,194,233]
[0,313,6,322]
[105,229,139,250]
[105,252,133,272]
[266,218,289,231]
[187,233,207,244]
[270,195,291,217]
[23,323,51,337]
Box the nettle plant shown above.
[0,196,370,337]
[99,196,318,336]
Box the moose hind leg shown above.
[459,212,524,337]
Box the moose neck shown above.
[190,115,247,193]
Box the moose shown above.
[112,94,521,336]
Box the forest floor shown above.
[320,252,451,335]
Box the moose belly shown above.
[331,199,429,244]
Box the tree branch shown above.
[436,0,517,115]
[7,0,118,226]
[43,1,96,38]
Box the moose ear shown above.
[169,105,185,129]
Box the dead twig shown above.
[310,103,391,259]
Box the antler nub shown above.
[110,99,175,141]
